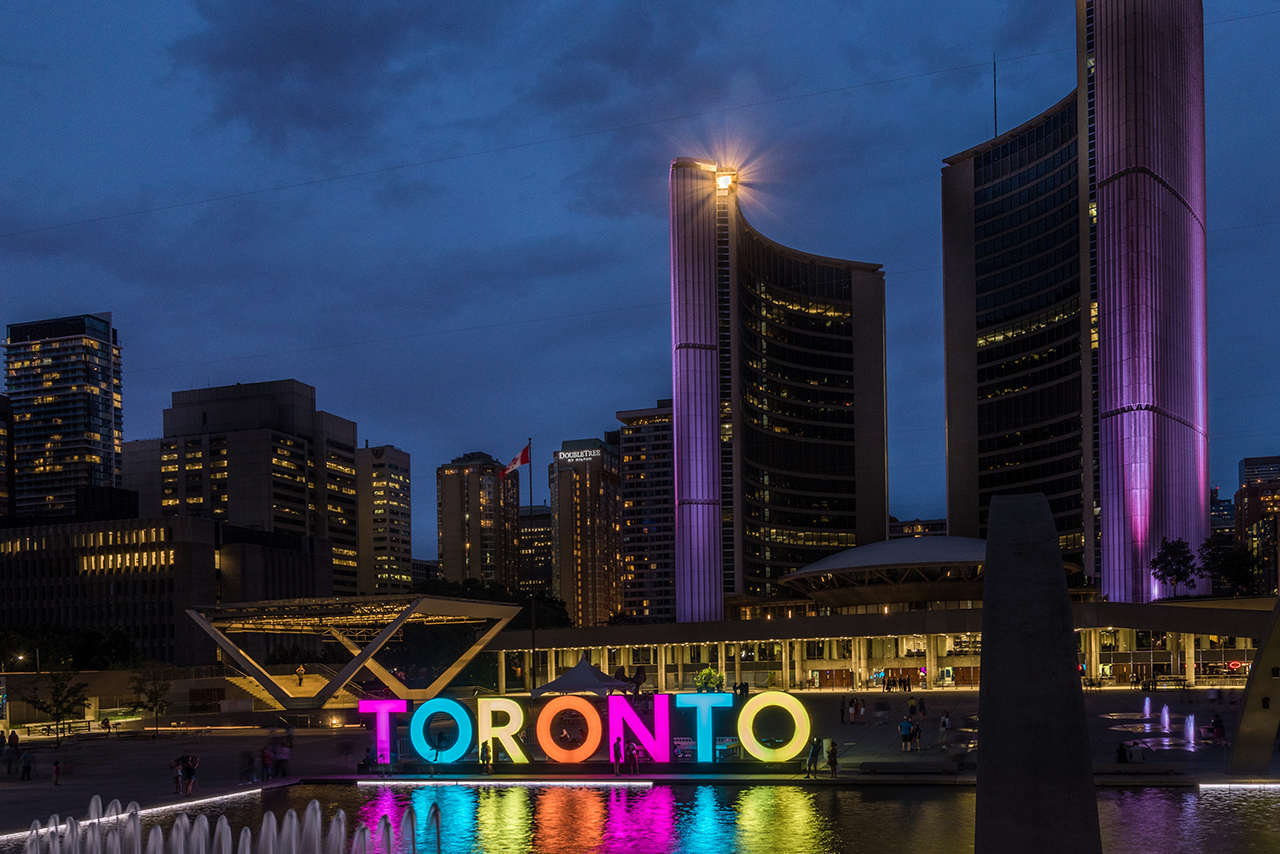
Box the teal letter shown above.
[675,692,734,762]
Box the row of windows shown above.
[976,257,1079,313]
[975,180,1079,243]
[977,278,1080,332]
[978,353,1081,400]
[974,140,1078,210]
[972,100,1076,186]
[977,298,1079,350]
[977,378,1081,436]
[976,335,1080,385]
[975,218,1079,277]
[976,239,1081,296]
[975,198,1079,262]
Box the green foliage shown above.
[21,667,90,746]
[128,664,172,736]
[693,666,724,691]
[1149,537,1203,597]
[1198,532,1260,595]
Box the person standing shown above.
[804,737,822,778]
[20,749,33,781]
[825,739,839,778]
[275,740,291,777]
[908,696,917,719]
[2,740,15,773]
[52,760,60,786]
[183,755,199,796]
[479,740,491,775]
[939,711,952,747]
[612,738,623,776]
[898,717,913,752]
[296,665,305,687]
[626,741,640,775]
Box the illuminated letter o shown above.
[410,697,474,764]
[536,695,603,763]
[737,691,811,762]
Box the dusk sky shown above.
[3,2,1277,559]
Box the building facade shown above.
[356,444,411,594]
[122,380,358,594]
[669,158,888,623]
[4,314,123,517]
[943,0,1208,601]
[617,400,675,623]
[436,452,519,587]
[0,516,332,665]
[0,395,14,517]
[550,438,622,627]
[518,504,554,595]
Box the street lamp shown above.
[16,650,39,673]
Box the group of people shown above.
[170,753,200,796]
[840,697,866,724]
[3,730,35,781]
[882,675,915,692]
[804,737,839,778]
[611,737,642,775]
[730,682,752,697]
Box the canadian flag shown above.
[501,443,530,479]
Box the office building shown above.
[436,452,519,586]
[357,444,411,594]
[550,437,621,627]
[617,400,675,623]
[4,314,122,517]
[0,516,332,665]
[1239,457,1280,489]
[943,0,1208,602]
[123,380,358,593]
[1210,487,1234,537]
[889,518,948,539]
[669,158,888,623]
[518,504,554,595]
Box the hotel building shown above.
[943,0,1208,601]
[550,438,622,628]
[4,314,123,517]
[123,380,358,594]
[670,158,888,622]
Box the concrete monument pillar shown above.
[498,653,507,695]
[1229,595,1280,774]
[781,641,791,689]
[734,644,742,686]
[718,642,727,687]
[974,494,1102,854]
[523,651,533,691]
[1183,634,1196,686]
[677,647,684,691]
[925,635,938,689]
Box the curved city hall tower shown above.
[670,158,888,622]
[1094,0,1209,602]
[944,0,1207,603]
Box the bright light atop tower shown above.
[716,173,735,190]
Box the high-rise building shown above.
[617,400,675,623]
[410,558,439,586]
[670,158,888,622]
[943,0,1208,602]
[0,395,14,517]
[436,452,519,587]
[122,380,358,593]
[550,437,621,627]
[4,314,122,517]
[518,504,554,595]
[357,444,411,594]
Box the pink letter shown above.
[608,694,670,762]
[360,699,407,763]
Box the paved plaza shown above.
[0,687,1269,835]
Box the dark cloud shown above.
[170,0,513,152]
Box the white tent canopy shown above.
[531,656,634,698]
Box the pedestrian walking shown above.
[908,696,917,719]
[20,749,32,781]
[2,742,15,774]
[52,760,60,786]
[918,697,927,716]
[274,741,291,777]
[296,665,305,686]
[182,755,199,796]
[805,737,822,777]
[939,711,952,747]
[910,718,922,751]
[261,744,275,781]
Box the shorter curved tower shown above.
[670,158,887,622]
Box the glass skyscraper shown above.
[944,0,1208,602]
[4,313,123,517]
[670,159,888,622]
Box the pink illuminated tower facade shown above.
[670,158,887,623]
[944,0,1208,603]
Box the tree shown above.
[1149,537,1202,597]
[128,664,172,737]
[21,667,90,746]
[1198,532,1259,595]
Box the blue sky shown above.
[2,1,1277,558]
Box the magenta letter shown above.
[607,694,670,762]
[360,699,407,763]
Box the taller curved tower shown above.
[943,0,1208,602]
[670,158,888,622]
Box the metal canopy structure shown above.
[186,594,521,711]
[779,536,988,607]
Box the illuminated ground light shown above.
[0,789,262,844]
[356,780,653,789]
[1199,783,1280,791]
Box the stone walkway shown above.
[0,687,1270,836]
